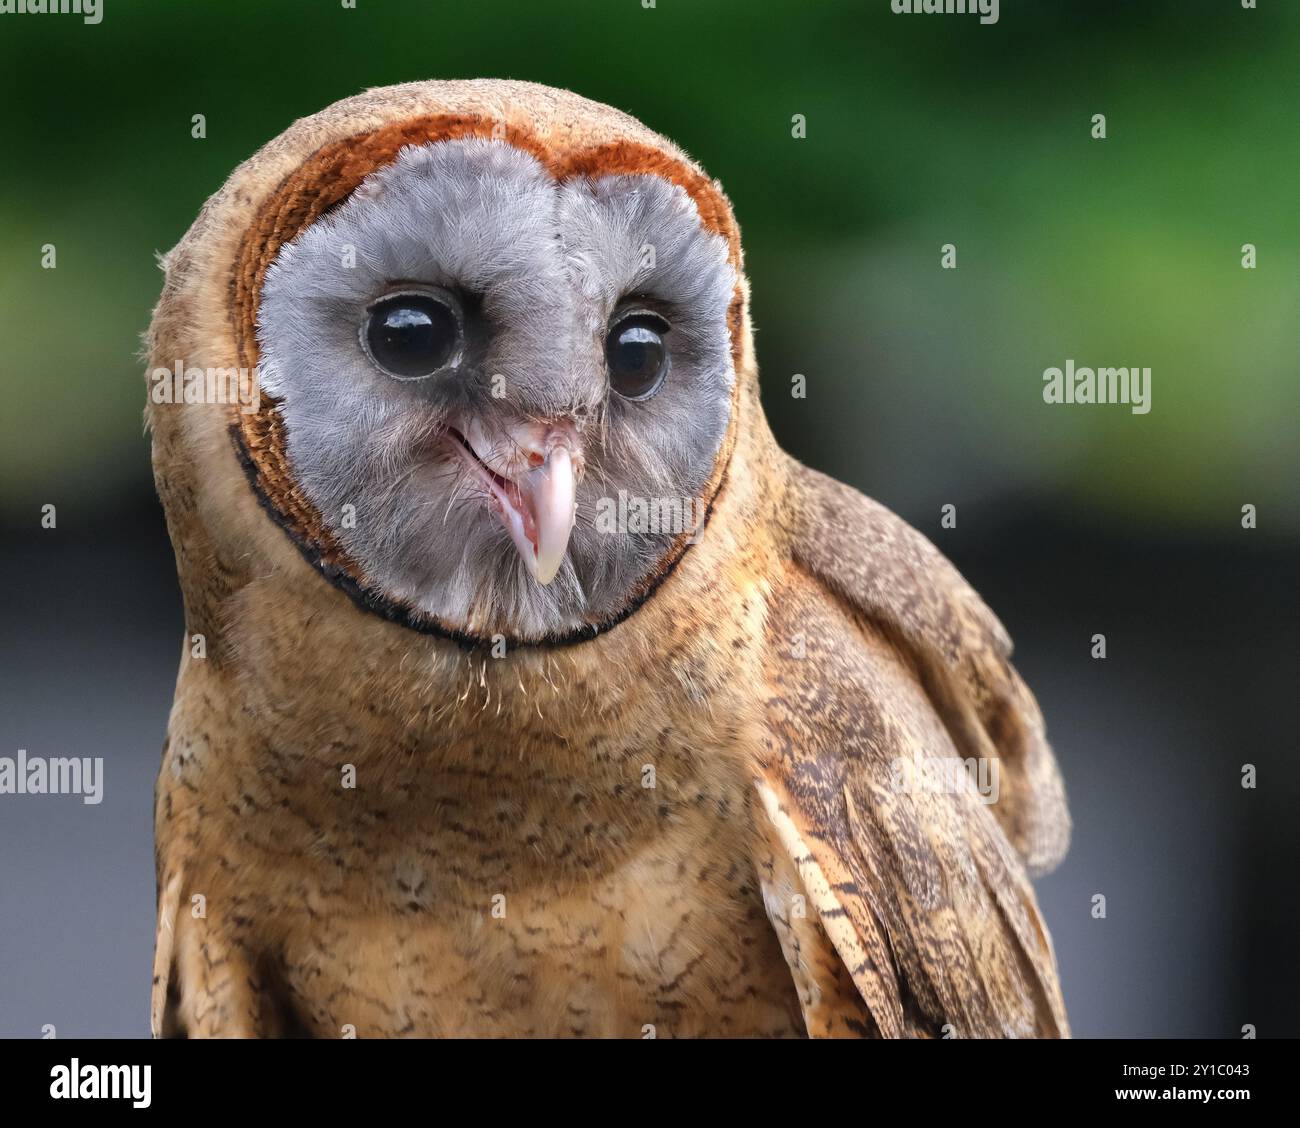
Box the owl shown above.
[147,80,1070,1038]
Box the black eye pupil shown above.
[606,315,669,400]
[365,293,460,379]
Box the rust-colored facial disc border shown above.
[230,112,745,649]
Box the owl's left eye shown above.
[606,310,671,401]
[362,290,463,380]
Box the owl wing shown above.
[151,865,184,1037]
[753,461,1070,1038]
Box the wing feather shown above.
[785,463,1069,874]
[755,460,1070,1038]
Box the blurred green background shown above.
[1,1,1297,1038]
[1,0,1296,529]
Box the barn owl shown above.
[147,79,1070,1038]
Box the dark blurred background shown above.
[1,0,1296,1037]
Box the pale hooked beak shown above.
[450,418,580,586]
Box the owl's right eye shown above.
[362,290,463,380]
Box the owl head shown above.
[150,80,752,648]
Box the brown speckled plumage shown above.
[147,79,1069,1038]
